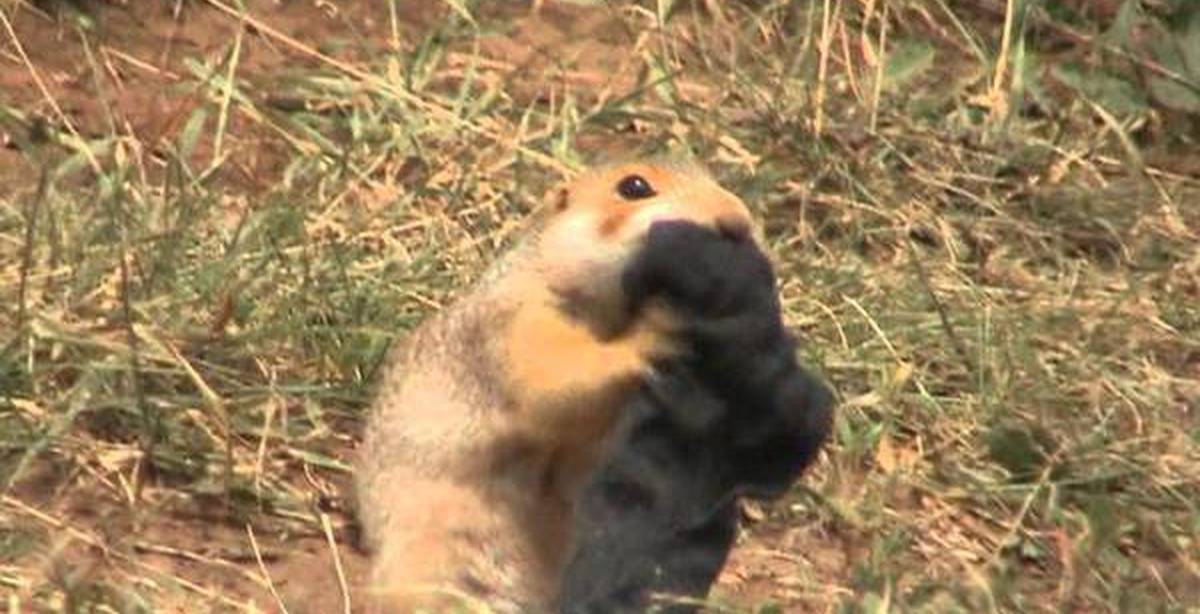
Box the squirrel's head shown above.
[540,161,754,246]
[531,160,757,338]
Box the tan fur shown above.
[355,160,755,613]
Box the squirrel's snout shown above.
[715,214,752,242]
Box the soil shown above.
[1,1,845,612]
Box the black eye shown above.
[616,174,656,200]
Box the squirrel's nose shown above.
[715,214,752,242]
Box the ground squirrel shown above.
[355,160,760,612]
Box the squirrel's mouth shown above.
[633,207,753,246]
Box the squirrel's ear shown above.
[529,185,569,224]
[552,186,571,212]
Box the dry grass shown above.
[1,0,1198,612]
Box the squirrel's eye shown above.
[616,174,656,200]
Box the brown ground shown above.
[1,1,839,612]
